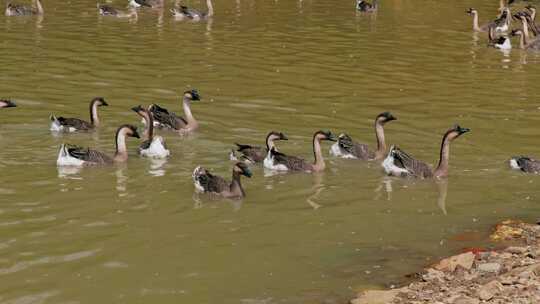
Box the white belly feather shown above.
[263,153,288,171]
[56,144,85,167]
[140,136,170,158]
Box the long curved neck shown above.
[433,134,452,178]
[532,10,537,22]
[472,13,481,31]
[312,136,325,172]
[518,33,527,49]
[374,120,386,159]
[266,136,276,152]
[522,18,531,42]
[142,112,154,141]
[230,171,244,197]
[183,98,198,129]
[34,0,43,15]
[206,0,214,16]
[89,101,100,126]
[114,129,129,162]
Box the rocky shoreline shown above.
[351,220,540,304]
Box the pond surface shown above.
[2,0,540,303]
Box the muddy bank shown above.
[351,220,540,304]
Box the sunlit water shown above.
[2,0,540,303]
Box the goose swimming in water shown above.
[128,0,164,8]
[356,0,378,12]
[382,125,470,179]
[0,99,16,108]
[192,162,252,198]
[330,112,396,160]
[511,28,540,50]
[467,8,510,33]
[149,89,201,134]
[56,124,140,167]
[98,4,137,17]
[5,0,43,16]
[488,27,512,50]
[131,105,170,158]
[230,131,288,164]
[50,97,108,132]
[171,0,213,20]
[510,156,540,173]
[264,130,337,173]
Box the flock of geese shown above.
[3,0,540,199]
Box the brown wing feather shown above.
[235,144,266,163]
[58,117,94,130]
[393,147,433,178]
[67,145,113,165]
[271,150,312,171]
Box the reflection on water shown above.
[3,0,540,303]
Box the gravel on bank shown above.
[350,220,540,304]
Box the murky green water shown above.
[2,0,540,303]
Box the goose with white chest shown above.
[131,105,170,158]
[264,130,337,173]
[50,97,108,132]
[149,89,201,134]
[57,124,140,167]
[230,131,288,164]
[331,112,396,160]
[382,125,470,179]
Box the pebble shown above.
[477,263,502,273]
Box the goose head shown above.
[444,124,470,141]
[233,162,253,178]
[314,130,337,142]
[376,111,397,124]
[511,28,523,37]
[92,97,109,107]
[466,8,478,16]
[118,124,141,139]
[266,131,288,142]
[0,99,16,108]
[131,105,147,117]
[184,89,201,102]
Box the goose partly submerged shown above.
[192,162,252,198]
[330,112,396,160]
[382,125,470,179]
[230,131,288,164]
[57,124,140,167]
[356,0,378,12]
[128,0,164,8]
[131,105,170,158]
[50,97,108,132]
[171,0,213,20]
[264,130,337,173]
[5,0,43,16]
[149,89,201,134]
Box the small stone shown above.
[434,252,475,272]
[506,247,528,255]
[478,281,503,301]
[452,295,480,304]
[422,268,445,283]
[477,263,502,273]
[500,276,515,285]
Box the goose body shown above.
[98,4,137,17]
[56,125,140,167]
[5,0,43,16]
[50,97,108,132]
[382,125,470,179]
[467,8,510,32]
[149,89,201,133]
[0,99,17,108]
[263,130,337,173]
[132,105,170,159]
[330,112,396,160]
[356,0,377,12]
[230,131,288,163]
[192,162,252,198]
[510,156,540,173]
[512,28,540,50]
[171,0,213,20]
[129,0,163,8]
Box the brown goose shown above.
[98,4,137,17]
[511,29,540,50]
[263,130,337,173]
[510,156,540,173]
[56,125,140,167]
[5,0,43,16]
[149,89,201,134]
[50,97,108,132]
[131,105,170,158]
[356,0,378,12]
[129,0,164,8]
[171,0,214,20]
[467,8,510,32]
[230,131,288,163]
[382,125,470,179]
[0,99,16,108]
[330,112,396,160]
[192,162,252,198]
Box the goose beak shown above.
[4,100,17,108]
[327,132,338,142]
[458,126,470,135]
[243,168,253,178]
[131,105,144,113]
[101,100,109,106]
[387,114,397,121]
[280,133,288,140]
[132,130,141,138]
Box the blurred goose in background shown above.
[356,0,378,12]
[330,112,396,160]
[149,89,201,134]
[132,105,170,158]
[382,125,470,179]
[50,97,108,132]
[264,130,337,173]
[5,0,43,16]
[56,124,140,166]
[511,28,540,50]
[230,131,288,164]
[128,0,164,8]
[171,0,213,20]
[192,162,252,198]
[467,8,510,32]
[98,4,137,17]
[0,99,17,108]
[510,156,540,173]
